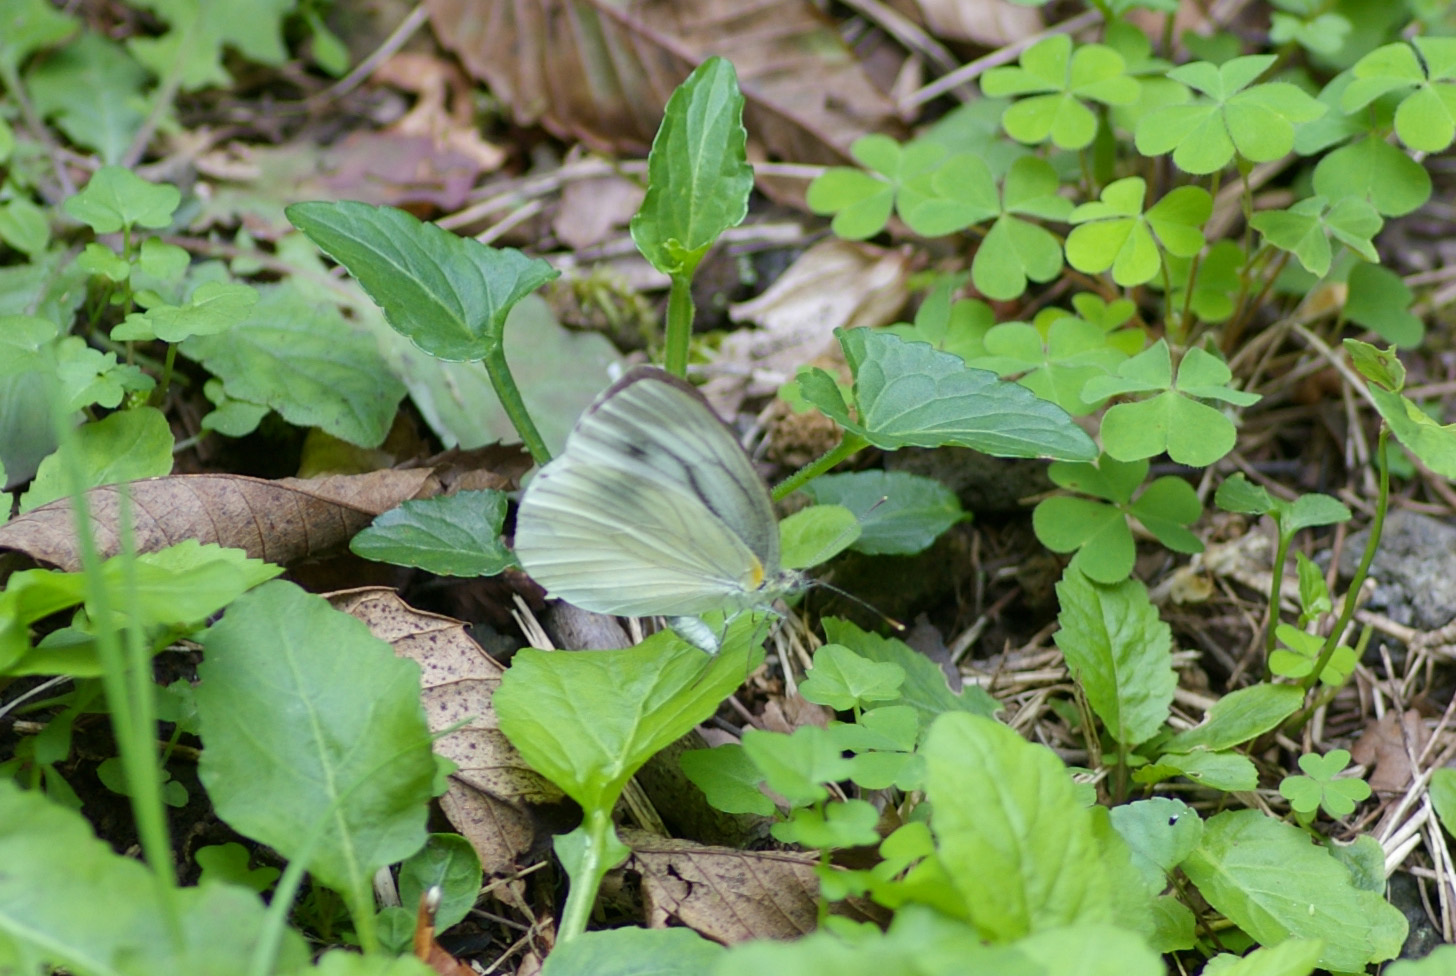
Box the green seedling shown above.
[1279,749,1373,821]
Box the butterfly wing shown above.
[514,368,783,617]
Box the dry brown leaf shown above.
[904,0,1042,46]
[1351,708,1429,794]
[624,831,820,941]
[552,174,645,251]
[714,240,913,400]
[0,471,434,572]
[330,588,563,875]
[423,0,896,164]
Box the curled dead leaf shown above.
[329,588,563,875]
[0,471,435,572]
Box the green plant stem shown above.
[662,273,695,379]
[481,350,552,465]
[156,343,179,406]
[51,383,181,939]
[1264,529,1294,669]
[1301,426,1389,692]
[772,433,870,503]
[557,806,618,942]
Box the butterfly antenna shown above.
[806,577,905,632]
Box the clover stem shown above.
[1264,528,1294,673]
[1301,425,1388,693]
[772,433,870,503]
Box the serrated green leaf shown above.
[197,581,436,925]
[181,283,406,448]
[1137,749,1258,791]
[1367,383,1456,478]
[1343,338,1405,391]
[1183,809,1406,970]
[495,618,764,813]
[805,470,965,556]
[63,165,179,234]
[631,57,751,278]
[20,407,173,513]
[814,328,1096,460]
[26,32,147,164]
[1054,568,1175,747]
[351,491,514,576]
[287,200,559,362]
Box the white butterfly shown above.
[513,367,802,620]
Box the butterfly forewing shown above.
[514,367,788,617]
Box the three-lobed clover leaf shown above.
[1135,54,1326,174]
[1344,37,1456,152]
[1270,623,1357,686]
[1084,340,1260,466]
[63,165,181,234]
[967,157,1073,300]
[1213,473,1352,539]
[1279,749,1372,819]
[1249,195,1382,277]
[1269,0,1352,57]
[1065,177,1211,287]
[981,34,1140,149]
[884,273,995,362]
[1034,455,1202,583]
[970,315,1129,416]
[806,134,947,240]
[1299,73,1431,219]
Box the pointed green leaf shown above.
[19,407,173,513]
[1164,683,1303,753]
[26,33,147,164]
[351,490,514,576]
[805,470,965,556]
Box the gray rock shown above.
[1338,510,1456,630]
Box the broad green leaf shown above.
[801,643,905,711]
[1164,240,1243,323]
[807,167,893,240]
[743,724,851,808]
[1136,56,1325,173]
[1285,493,1351,532]
[62,165,180,234]
[113,281,259,343]
[981,35,1140,149]
[884,274,994,361]
[20,407,173,513]
[805,470,965,555]
[495,619,764,813]
[802,328,1097,461]
[1431,767,1456,837]
[1183,809,1407,970]
[1216,472,1275,514]
[200,378,270,437]
[1249,195,1382,277]
[680,743,776,816]
[1270,9,1350,56]
[778,503,861,569]
[287,200,559,362]
[631,57,752,278]
[1163,683,1304,752]
[1387,947,1456,976]
[1366,383,1456,478]
[1203,940,1323,976]
[0,0,76,73]
[542,927,724,976]
[126,0,293,90]
[26,33,147,164]
[182,282,407,448]
[1054,568,1175,747]
[923,713,1151,940]
[1345,262,1423,347]
[824,617,1000,728]
[0,197,50,257]
[397,834,482,932]
[1136,749,1258,791]
[351,491,515,577]
[197,581,436,937]
[1343,337,1405,391]
[1109,797,1202,892]
[0,782,308,976]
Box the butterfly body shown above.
[514,367,801,618]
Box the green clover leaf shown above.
[1279,749,1372,819]
[981,34,1140,149]
[1249,195,1382,277]
[970,316,1128,416]
[1270,624,1357,686]
[1344,37,1456,152]
[883,274,995,362]
[807,135,947,240]
[1084,341,1259,466]
[1065,178,1210,287]
[1135,55,1326,174]
[1033,455,1202,583]
[800,644,905,712]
